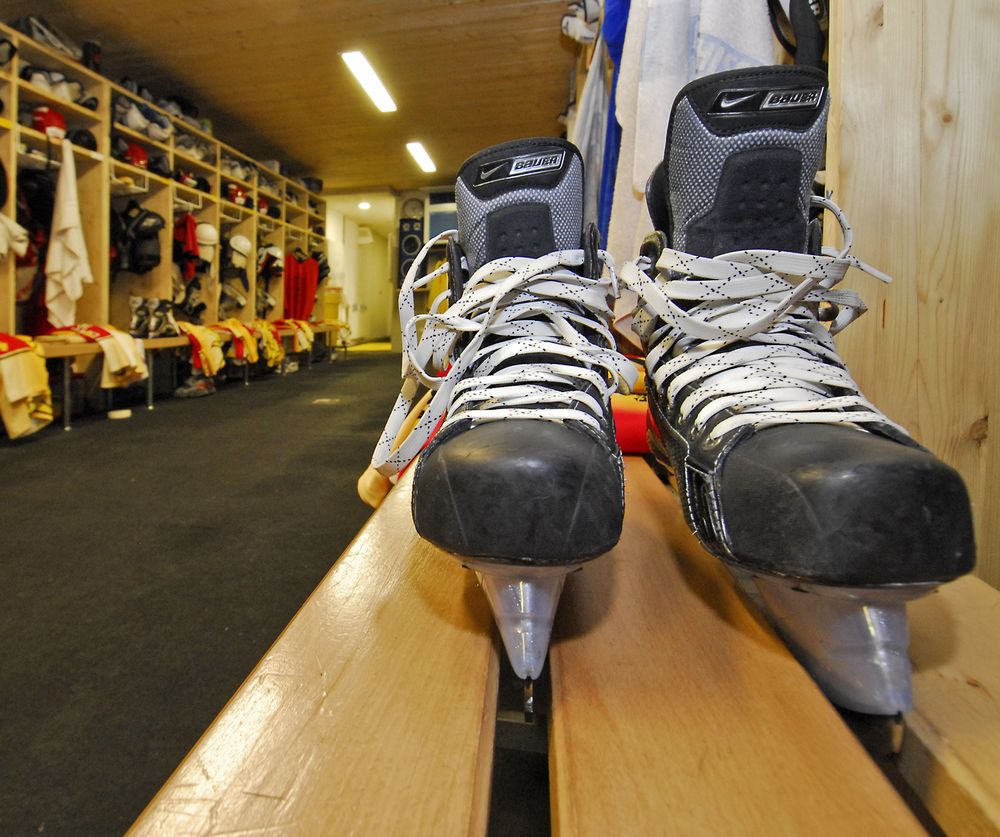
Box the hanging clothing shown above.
[296,256,319,320]
[607,0,774,346]
[173,212,199,280]
[597,0,631,242]
[283,252,320,320]
[177,322,225,376]
[212,318,259,365]
[45,138,94,328]
[569,38,610,228]
[0,213,29,260]
[283,253,299,320]
[252,319,285,368]
[0,333,53,439]
[273,318,314,353]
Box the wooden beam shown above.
[129,468,499,836]
[827,0,1000,588]
[901,575,1000,833]
[548,458,922,834]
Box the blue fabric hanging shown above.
[597,0,630,244]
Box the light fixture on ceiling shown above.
[358,201,372,210]
[341,51,397,113]
[406,142,436,173]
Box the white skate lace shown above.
[372,231,637,477]
[621,195,905,441]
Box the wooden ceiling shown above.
[6,1,579,193]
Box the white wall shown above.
[325,205,395,343]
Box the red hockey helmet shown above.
[226,182,248,206]
[32,106,66,139]
[125,142,149,169]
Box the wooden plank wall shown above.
[826,0,1000,587]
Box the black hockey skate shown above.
[372,138,635,679]
[623,66,975,714]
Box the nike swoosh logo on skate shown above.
[718,92,758,109]
[478,162,508,181]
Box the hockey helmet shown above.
[196,223,218,263]
[124,142,149,169]
[226,182,248,206]
[32,106,66,139]
[229,234,252,269]
[176,169,198,188]
[68,128,97,151]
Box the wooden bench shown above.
[39,335,199,429]
[129,467,499,835]
[130,457,1000,834]
[275,321,350,372]
[35,321,350,429]
[309,320,350,360]
[902,576,1000,833]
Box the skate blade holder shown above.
[130,461,1000,835]
[729,569,937,715]
[465,558,582,683]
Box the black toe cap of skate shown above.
[720,424,975,586]
[412,420,624,564]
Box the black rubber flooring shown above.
[0,353,407,834]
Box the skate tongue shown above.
[456,138,584,273]
[647,65,829,257]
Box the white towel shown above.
[0,213,29,259]
[607,0,775,346]
[45,138,94,328]
[97,328,148,387]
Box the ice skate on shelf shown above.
[622,65,975,715]
[372,138,635,681]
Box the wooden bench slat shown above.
[308,322,349,334]
[142,336,190,350]
[37,341,105,358]
[129,469,499,836]
[549,458,922,834]
[901,575,1000,834]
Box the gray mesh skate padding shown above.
[456,156,584,272]
[668,96,829,252]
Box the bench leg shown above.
[146,350,155,410]
[62,358,72,431]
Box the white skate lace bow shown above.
[372,231,637,477]
[621,196,907,441]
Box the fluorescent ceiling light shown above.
[406,142,436,173]
[358,201,371,210]
[341,51,396,113]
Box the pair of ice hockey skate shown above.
[372,66,975,716]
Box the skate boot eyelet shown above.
[701,430,723,449]
[818,301,839,322]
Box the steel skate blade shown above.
[733,570,935,715]
[467,560,576,681]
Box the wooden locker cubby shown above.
[0,20,328,339]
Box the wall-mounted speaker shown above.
[397,217,424,286]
